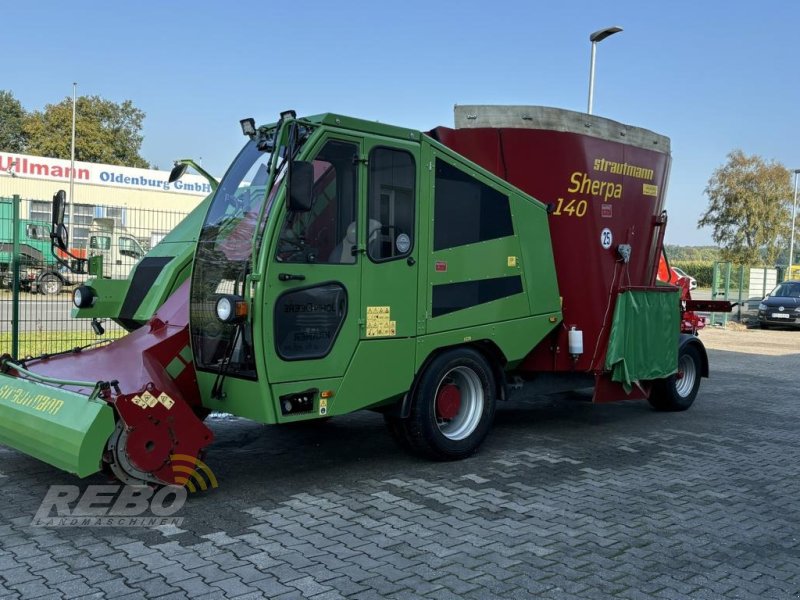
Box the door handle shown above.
[278,273,306,282]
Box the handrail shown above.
[1,357,100,389]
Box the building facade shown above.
[0,151,212,249]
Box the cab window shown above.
[26,223,48,240]
[119,236,143,259]
[90,235,111,250]
[433,158,513,250]
[367,147,415,261]
[277,140,358,264]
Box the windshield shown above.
[190,137,279,377]
[770,282,800,298]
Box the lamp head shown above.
[590,26,623,43]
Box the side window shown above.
[277,140,358,264]
[26,223,48,240]
[367,148,415,261]
[433,158,513,251]
[119,236,143,259]
[90,236,111,250]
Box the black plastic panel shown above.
[432,275,523,317]
[274,283,347,360]
[119,256,174,320]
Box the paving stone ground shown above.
[1,328,799,599]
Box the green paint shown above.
[166,356,185,379]
[605,289,680,391]
[202,113,562,423]
[179,345,193,364]
[0,375,114,477]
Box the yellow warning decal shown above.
[141,391,158,408]
[507,256,518,268]
[643,183,658,197]
[366,306,397,337]
[132,391,175,410]
[158,393,175,410]
[319,398,328,416]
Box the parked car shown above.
[758,280,800,329]
[671,266,697,290]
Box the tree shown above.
[23,96,149,168]
[698,150,792,266]
[0,90,27,153]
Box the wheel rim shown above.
[434,366,484,441]
[675,354,696,398]
[43,278,58,294]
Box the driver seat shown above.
[328,220,381,263]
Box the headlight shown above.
[758,303,767,311]
[215,294,247,323]
[73,285,96,308]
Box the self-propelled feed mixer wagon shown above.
[0,106,726,486]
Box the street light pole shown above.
[68,82,77,248]
[587,26,623,115]
[789,169,800,279]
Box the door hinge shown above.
[353,156,368,165]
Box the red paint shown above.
[436,384,461,420]
[114,385,212,485]
[431,126,670,377]
[24,280,213,484]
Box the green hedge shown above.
[669,260,749,289]
[670,261,713,288]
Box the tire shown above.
[648,344,702,412]
[39,273,62,295]
[759,322,770,330]
[397,347,496,460]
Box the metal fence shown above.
[0,195,189,358]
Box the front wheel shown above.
[648,344,702,411]
[39,273,62,295]
[394,347,497,460]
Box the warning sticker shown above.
[158,393,175,410]
[319,398,328,416]
[601,204,613,218]
[643,184,658,197]
[366,306,397,337]
[507,256,518,267]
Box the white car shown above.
[671,267,697,290]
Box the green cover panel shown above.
[0,376,115,478]
[605,290,680,391]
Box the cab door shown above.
[262,135,363,385]
[359,141,419,340]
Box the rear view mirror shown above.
[52,190,66,228]
[51,190,68,251]
[168,163,188,184]
[287,161,314,212]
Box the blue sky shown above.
[4,1,799,245]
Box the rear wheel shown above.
[39,273,62,295]
[759,322,770,330]
[649,344,702,411]
[393,347,496,460]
